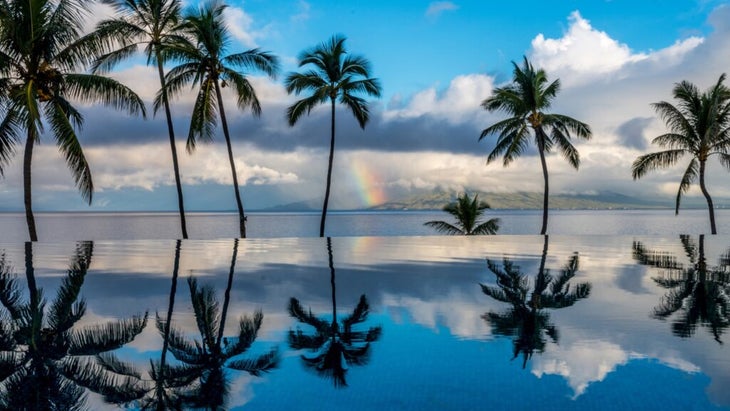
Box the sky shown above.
[1,0,730,211]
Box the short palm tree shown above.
[285,35,382,237]
[632,235,730,343]
[287,238,381,387]
[481,236,591,368]
[0,242,148,409]
[479,57,591,235]
[0,0,146,241]
[424,192,500,235]
[92,0,192,239]
[164,1,279,238]
[632,74,730,235]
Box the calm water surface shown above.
[0,235,728,409]
[0,208,728,241]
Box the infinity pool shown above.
[0,235,728,410]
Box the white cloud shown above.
[224,6,271,48]
[291,0,311,22]
[425,1,459,18]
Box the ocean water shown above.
[0,208,728,241]
[0,235,727,410]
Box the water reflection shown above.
[0,242,148,410]
[288,237,382,387]
[633,235,730,343]
[481,236,591,368]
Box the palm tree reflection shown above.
[481,236,591,368]
[288,237,382,387]
[633,235,730,343]
[163,238,278,409]
[0,242,148,410]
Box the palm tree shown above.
[480,236,591,368]
[287,238,382,387]
[163,239,278,409]
[285,35,382,237]
[0,0,147,241]
[632,235,730,343]
[632,74,730,235]
[91,0,193,239]
[479,57,591,235]
[0,242,148,409]
[424,192,500,235]
[163,1,279,238]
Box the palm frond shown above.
[227,347,279,376]
[631,149,686,179]
[675,158,698,214]
[67,313,148,355]
[424,220,464,235]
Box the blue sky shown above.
[2,0,730,212]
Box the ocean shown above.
[0,208,727,241]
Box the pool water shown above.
[0,235,728,410]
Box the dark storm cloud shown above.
[616,117,652,150]
[78,103,496,155]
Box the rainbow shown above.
[350,158,387,207]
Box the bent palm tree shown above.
[424,192,500,235]
[632,74,730,234]
[164,1,279,238]
[0,242,148,409]
[92,0,192,239]
[0,0,146,241]
[481,236,591,368]
[285,35,382,237]
[288,238,381,387]
[632,235,730,343]
[479,57,591,235]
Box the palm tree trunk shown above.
[24,130,38,242]
[698,160,717,234]
[24,242,39,313]
[158,239,181,409]
[156,54,188,240]
[217,238,238,346]
[327,237,337,327]
[537,129,549,235]
[214,81,246,238]
[320,98,336,237]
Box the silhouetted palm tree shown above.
[285,35,382,237]
[0,0,146,241]
[164,239,278,409]
[92,0,193,239]
[424,192,500,235]
[632,235,730,343]
[479,57,591,235]
[164,1,279,238]
[481,236,591,368]
[0,242,148,410]
[632,75,730,234]
[288,238,381,387]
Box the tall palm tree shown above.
[288,238,382,387]
[163,239,278,409]
[424,192,500,235]
[285,35,382,237]
[632,74,730,235]
[479,57,591,235]
[480,236,591,368]
[632,235,730,343]
[163,1,279,238]
[91,0,193,239]
[0,242,148,409]
[0,0,147,241]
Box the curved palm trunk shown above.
[698,160,717,234]
[24,130,38,242]
[156,54,188,240]
[157,239,182,410]
[320,98,336,237]
[214,81,246,238]
[537,139,549,236]
[217,238,239,346]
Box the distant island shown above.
[265,190,730,212]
